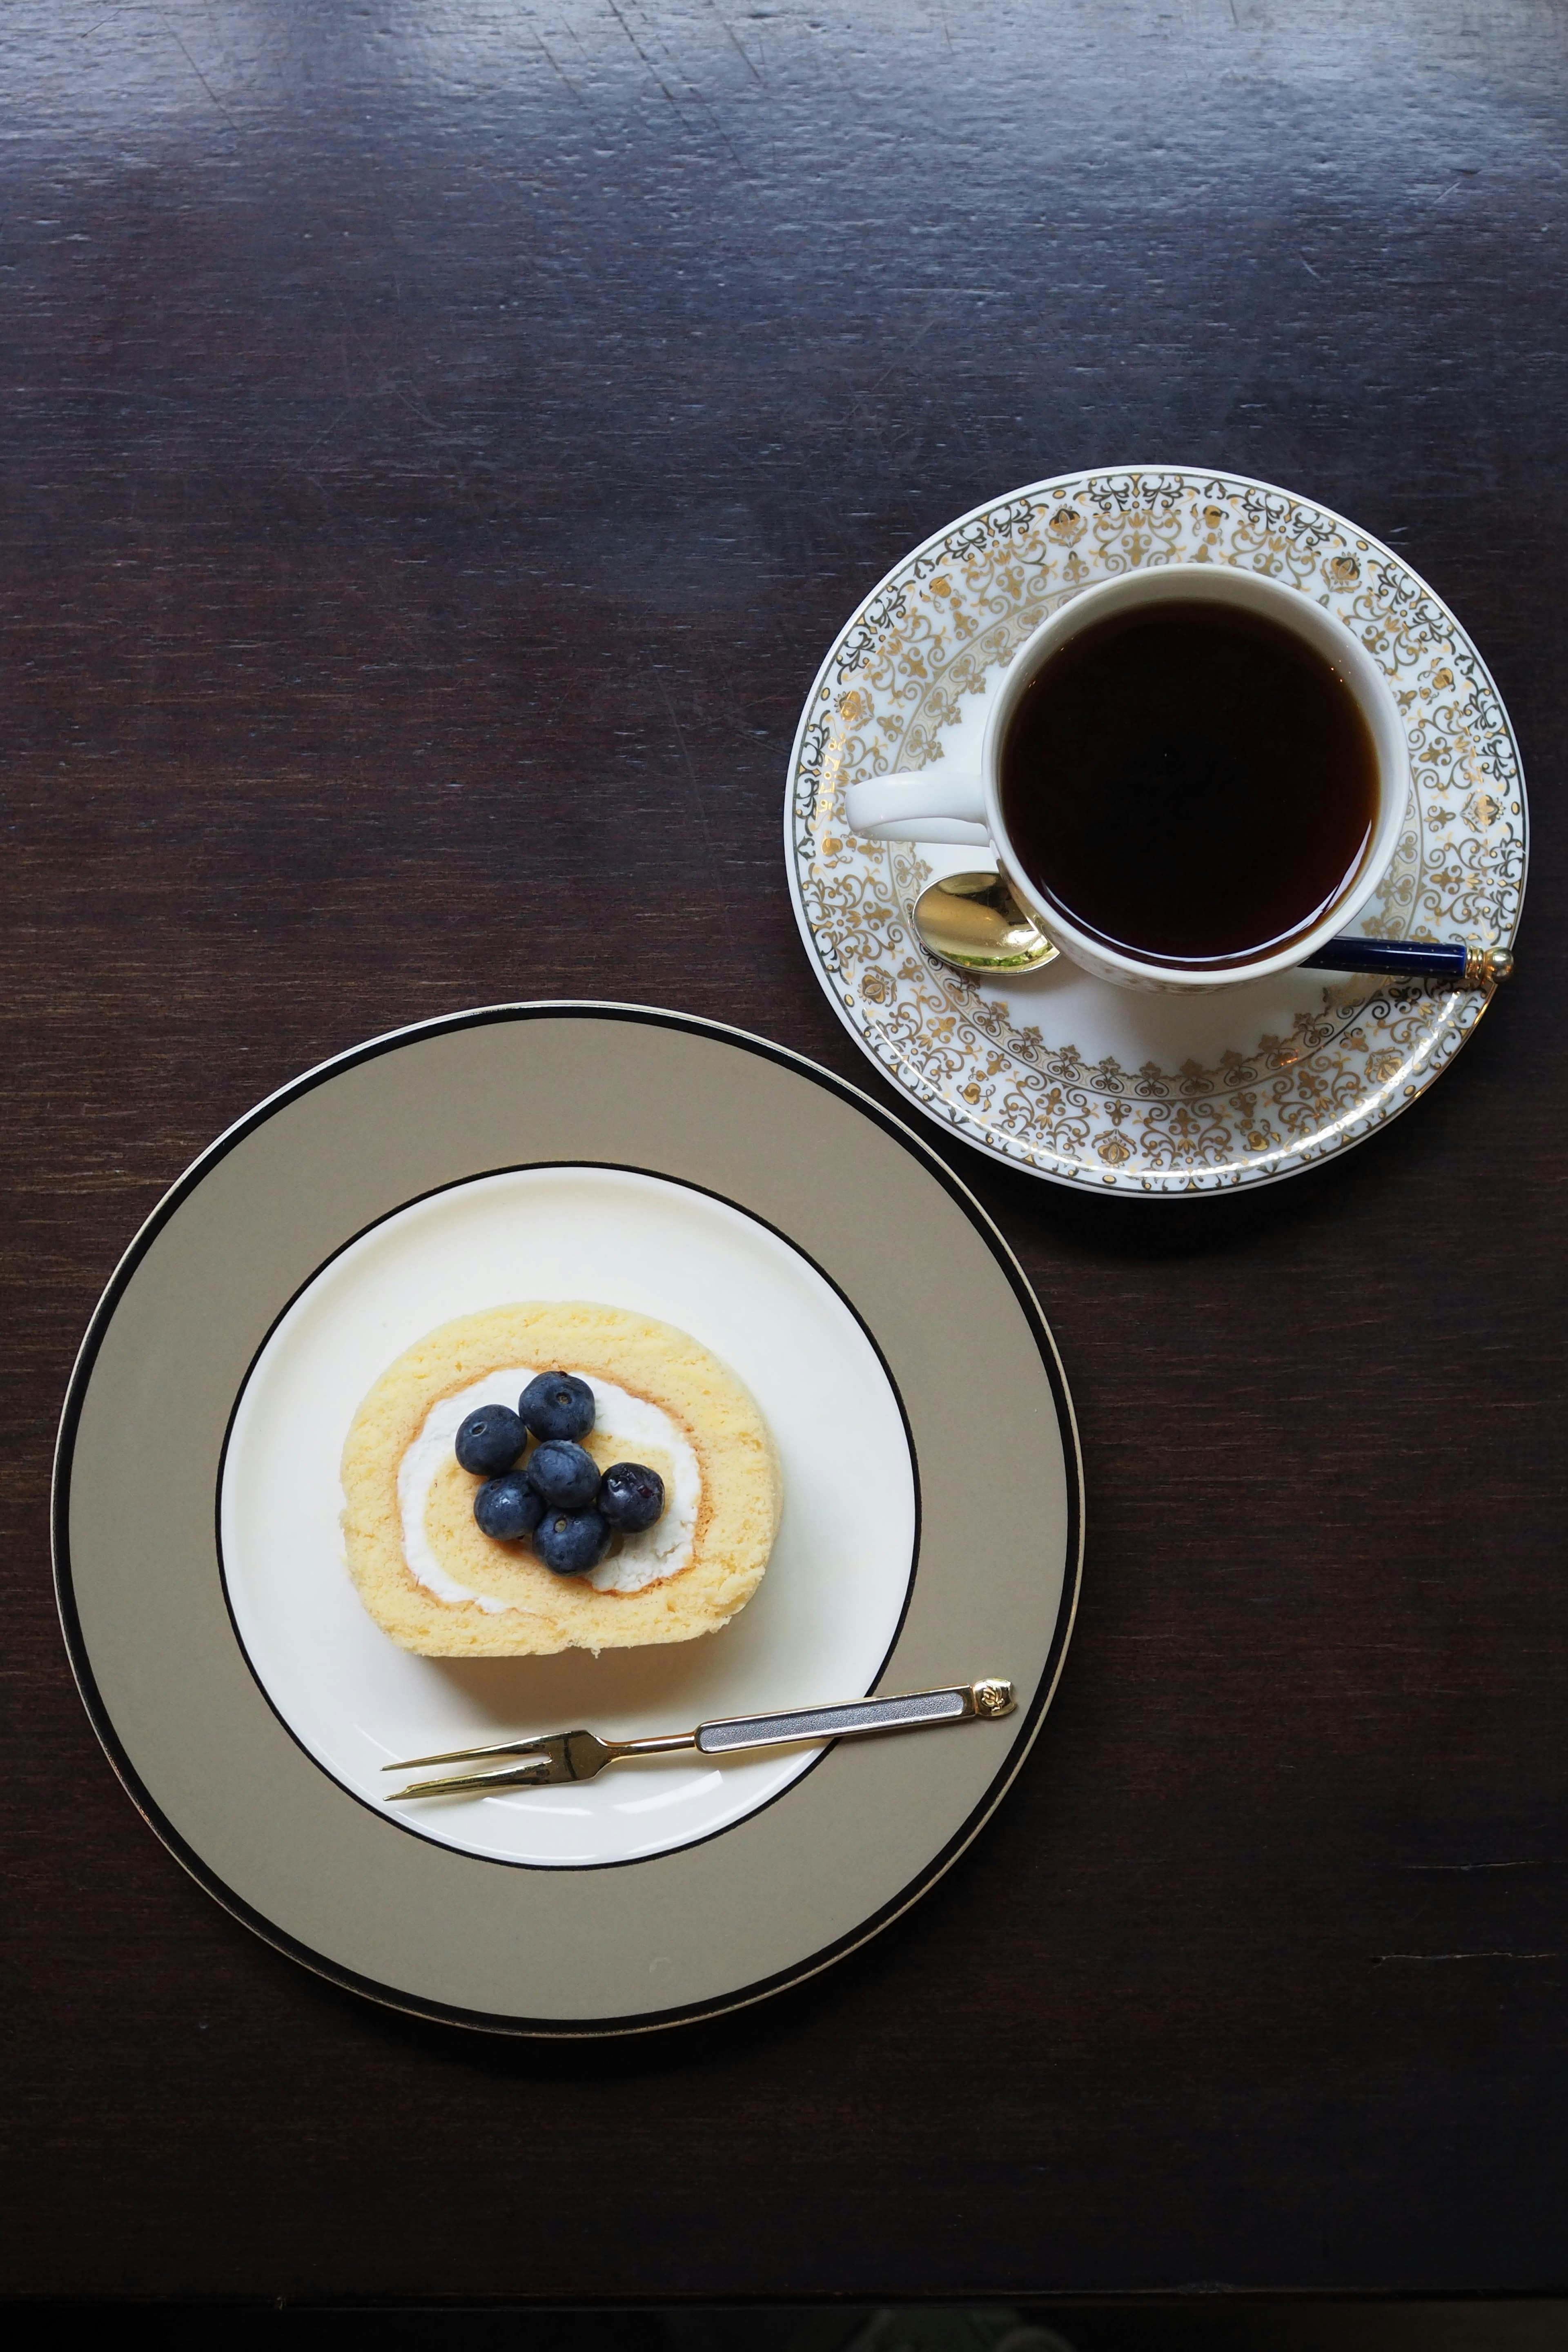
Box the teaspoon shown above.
[912,870,1513,988]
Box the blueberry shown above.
[525,1438,601,1509]
[534,1506,611,1576]
[454,1403,525,1477]
[473,1472,543,1542]
[599,1461,665,1532]
[519,1370,596,1442]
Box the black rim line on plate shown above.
[210,1156,926,1875]
[52,1001,1085,2038]
[785,464,1528,1197]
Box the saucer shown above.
[785,467,1528,1194]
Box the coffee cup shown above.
[841,564,1409,994]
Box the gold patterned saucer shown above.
[785,467,1528,1195]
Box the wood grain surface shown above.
[4,0,1565,2306]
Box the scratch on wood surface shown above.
[530,27,599,120]
[603,0,685,110]
[1400,1860,1557,1874]
[703,0,765,83]
[161,16,242,136]
[293,401,352,468]
[1372,1951,1560,1964]
[647,660,738,966]
[603,0,749,173]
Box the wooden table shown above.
[6,0,1565,2310]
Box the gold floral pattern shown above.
[787,469,1527,1194]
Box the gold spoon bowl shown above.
[912,870,1060,973]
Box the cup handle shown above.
[841,767,991,847]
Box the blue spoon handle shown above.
[1301,937,1513,985]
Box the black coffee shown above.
[999,599,1379,967]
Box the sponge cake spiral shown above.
[340,1301,782,1657]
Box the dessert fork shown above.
[384,1678,1016,1797]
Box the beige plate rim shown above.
[52,1004,1083,2037]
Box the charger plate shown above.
[786,466,1528,1194]
[53,1006,1081,2036]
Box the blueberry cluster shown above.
[454,1371,666,1579]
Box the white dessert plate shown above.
[55,1006,1081,2036]
[786,466,1528,1194]
[221,1163,917,1870]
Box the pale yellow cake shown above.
[340,1301,782,1656]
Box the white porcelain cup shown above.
[841,563,1409,994]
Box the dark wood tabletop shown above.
[6,0,1565,2310]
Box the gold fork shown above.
[384,1678,1016,1798]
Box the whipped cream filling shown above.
[397,1367,702,1610]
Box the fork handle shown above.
[694,1679,1014,1755]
